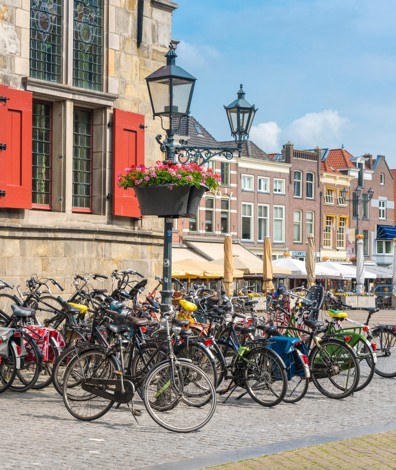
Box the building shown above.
[0,1,178,290]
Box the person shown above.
[276,279,286,296]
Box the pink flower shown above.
[186,175,193,181]
[144,176,150,181]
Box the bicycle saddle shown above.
[304,318,325,331]
[11,304,35,318]
[327,309,347,320]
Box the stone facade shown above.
[0,0,178,292]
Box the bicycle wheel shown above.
[351,337,375,392]
[0,293,21,326]
[143,359,216,433]
[0,343,17,393]
[62,349,116,421]
[244,347,287,407]
[10,331,41,392]
[371,328,396,378]
[176,342,218,389]
[32,337,59,390]
[309,339,360,399]
[283,349,310,404]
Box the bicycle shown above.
[62,306,217,433]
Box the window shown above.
[30,1,63,82]
[258,205,269,241]
[241,203,253,240]
[294,171,302,197]
[206,160,215,172]
[32,102,52,207]
[205,197,215,232]
[273,179,285,194]
[377,240,392,254]
[323,215,335,248]
[336,217,347,249]
[379,200,386,219]
[324,188,335,205]
[258,177,269,193]
[306,211,314,238]
[306,173,314,199]
[221,162,230,186]
[363,230,369,256]
[380,173,385,185]
[189,214,198,232]
[337,189,347,206]
[293,210,302,242]
[352,191,359,218]
[241,174,254,191]
[73,108,92,210]
[273,206,285,242]
[73,0,104,90]
[220,198,230,234]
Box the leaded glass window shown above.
[73,0,104,90]
[32,102,52,206]
[73,109,92,210]
[30,0,63,82]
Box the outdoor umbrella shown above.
[224,235,234,297]
[306,234,316,288]
[272,256,307,277]
[262,237,274,292]
[355,234,365,294]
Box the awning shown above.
[172,246,209,262]
[185,241,264,275]
[377,225,396,240]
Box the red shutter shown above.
[113,108,145,217]
[0,85,32,209]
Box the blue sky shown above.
[172,0,396,167]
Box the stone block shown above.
[14,56,28,75]
[15,7,29,29]
[0,239,20,257]
[109,32,120,51]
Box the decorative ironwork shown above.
[155,135,237,166]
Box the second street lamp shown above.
[145,42,257,313]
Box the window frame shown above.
[293,171,302,198]
[379,199,386,220]
[306,211,314,238]
[220,197,230,234]
[258,176,270,193]
[204,196,215,233]
[293,210,302,242]
[241,174,254,192]
[273,205,285,243]
[324,188,335,205]
[258,204,269,241]
[220,162,230,187]
[273,178,285,195]
[306,172,314,199]
[241,203,253,241]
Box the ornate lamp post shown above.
[146,42,257,313]
[341,186,374,294]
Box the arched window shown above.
[294,171,302,197]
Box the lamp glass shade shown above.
[147,77,195,117]
[224,85,257,140]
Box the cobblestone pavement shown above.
[1,310,395,470]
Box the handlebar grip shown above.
[52,279,64,291]
[94,274,108,280]
[75,274,85,281]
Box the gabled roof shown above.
[218,140,271,161]
[321,160,343,175]
[322,148,355,170]
[174,115,219,147]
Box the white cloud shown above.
[250,121,282,153]
[250,110,349,152]
[285,109,349,148]
[176,41,221,70]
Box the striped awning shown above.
[376,225,396,240]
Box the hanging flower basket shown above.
[117,161,220,218]
[132,184,207,217]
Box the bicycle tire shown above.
[10,331,42,392]
[142,359,216,433]
[32,336,59,390]
[0,342,17,393]
[283,349,310,403]
[176,341,218,389]
[62,349,117,421]
[309,338,360,399]
[351,337,376,392]
[244,346,287,407]
[371,328,396,378]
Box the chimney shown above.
[363,153,373,170]
[283,141,294,163]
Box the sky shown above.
[171,0,396,167]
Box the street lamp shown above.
[341,186,374,294]
[146,42,257,312]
